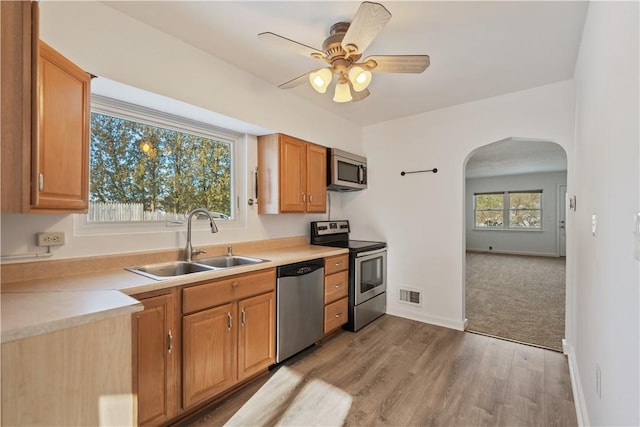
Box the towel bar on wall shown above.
[400,168,438,176]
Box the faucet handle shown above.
[192,248,207,257]
[227,245,233,257]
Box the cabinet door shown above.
[182,302,237,408]
[134,293,177,427]
[279,135,307,212]
[0,1,33,213]
[238,292,275,380]
[33,41,90,211]
[306,143,327,213]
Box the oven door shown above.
[354,248,387,305]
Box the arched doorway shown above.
[463,137,568,351]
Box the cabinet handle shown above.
[241,308,246,326]
[231,281,239,289]
[38,173,44,191]
[335,262,341,267]
[301,193,306,203]
[335,312,343,318]
[168,329,173,354]
[334,283,343,288]
[227,312,233,330]
[308,194,313,203]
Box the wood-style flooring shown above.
[183,314,577,427]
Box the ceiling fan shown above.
[258,1,430,103]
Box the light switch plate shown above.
[591,214,597,237]
[634,212,640,261]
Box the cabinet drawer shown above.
[324,297,348,334]
[183,268,276,314]
[324,254,348,276]
[324,271,348,305]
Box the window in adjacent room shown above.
[474,190,542,229]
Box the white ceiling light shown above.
[348,66,372,92]
[333,79,353,102]
[309,68,332,93]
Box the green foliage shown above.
[90,112,231,219]
[474,191,541,228]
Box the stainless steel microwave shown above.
[327,148,367,191]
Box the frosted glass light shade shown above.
[309,68,332,93]
[333,82,353,103]
[348,66,372,92]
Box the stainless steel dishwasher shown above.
[276,258,324,363]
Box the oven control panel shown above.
[312,220,350,236]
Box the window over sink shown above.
[76,86,247,235]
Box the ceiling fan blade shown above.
[363,55,430,73]
[258,32,325,59]
[342,2,391,55]
[278,72,312,89]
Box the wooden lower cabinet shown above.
[182,302,237,408]
[238,292,276,380]
[133,292,177,427]
[182,269,276,411]
[323,254,349,335]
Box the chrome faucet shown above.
[227,245,233,257]
[185,208,218,262]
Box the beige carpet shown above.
[465,252,566,351]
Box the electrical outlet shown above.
[36,232,65,246]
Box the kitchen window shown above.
[79,95,244,232]
[474,190,542,230]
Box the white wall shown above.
[347,80,575,330]
[569,2,639,425]
[0,1,357,261]
[465,171,567,256]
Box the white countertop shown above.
[1,244,348,343]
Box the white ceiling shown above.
[103,1,589,127]
[465,138,567,179]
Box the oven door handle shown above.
[356,247,387,258]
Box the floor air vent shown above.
[399,288,422,306]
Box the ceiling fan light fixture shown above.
[333,81,353,103]
[309,68,332,93]
[348,66,372,92]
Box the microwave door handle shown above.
[359,165,366,184]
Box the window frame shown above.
[473,190,543,231]
[75,95,247,235]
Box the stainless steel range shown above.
[310,220,387,331]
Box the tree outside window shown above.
[89,111,232,222]
[474,191,542,229]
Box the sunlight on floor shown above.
[224,366,352,427]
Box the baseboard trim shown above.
[565,341,590,426]
[387,306,466,331]
[466,248,559,257]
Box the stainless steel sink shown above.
[126,256,269,280]
[195,255,268,269]
[126,261,217,281]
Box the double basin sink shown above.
[126,255,268,281]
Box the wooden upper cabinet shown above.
[257,133,327,214]
[306,143,327,213]
[32,41,90,212]
[279,135,307,212]
[0,2,91,213]
[1,1,34,212]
